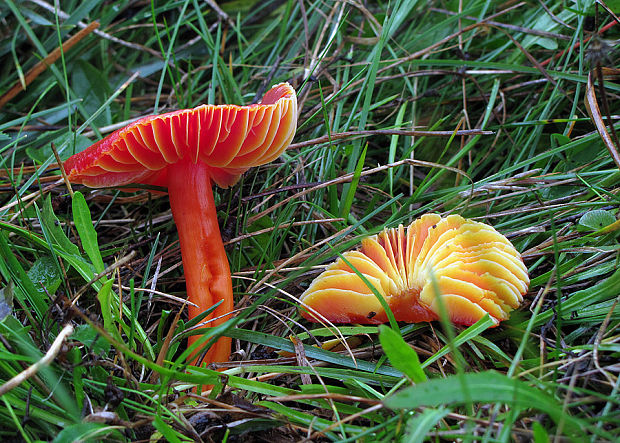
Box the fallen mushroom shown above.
[300,214,529,326]
[64,83,298,365]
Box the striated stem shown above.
[168,160,233,366]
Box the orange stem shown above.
[168,160,233,366]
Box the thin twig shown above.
[27,0,162,57]
[223,218,345,245]
[288,128,494,150]
[247,158,471,225]
[70,251,137,305]
[203,0,236,29]
[431,7,572,40]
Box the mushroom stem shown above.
[168,160,233,366]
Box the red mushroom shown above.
[64,83,298,366]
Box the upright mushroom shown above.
[64,83,298,365]
[300,214,529,327]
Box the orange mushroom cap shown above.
[64,82,297,189]
[300,214,529,327]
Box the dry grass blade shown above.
[52,143,73,197]
[585,70,620,169]
[264,392,381,404]
[151,302,187,383]
[0,21,99,109]
[596,0,620,24]
[289,335,312,385]
[0,178,62,214]
[0,324,74,396]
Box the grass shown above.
[0,0,619,441]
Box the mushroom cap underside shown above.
[64,82,298,188]
[300,214,529,327]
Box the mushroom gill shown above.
[299,214,529,326]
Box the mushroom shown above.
[300,214,529,326]
[64,83,298,365]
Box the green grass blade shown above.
[384,371,586,439]
[378,324,426,383]
[403,407,450,443]
[71,191,105,274]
